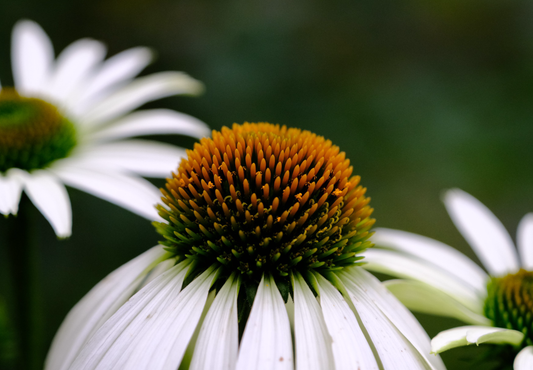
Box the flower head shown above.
[0,20,210,237]
[47,123,444,370]
[365,188,533,369]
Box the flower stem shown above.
[6,195,42,370]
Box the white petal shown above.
[0,168,24,215]
[515,346,533,370]
[431,326,524,354]
[517,213,533,270]
[444,188,519,275]
[73,47,153,114]
[73,140,186,178]
[46,38,106,105]
[373,228,488,295]
[189,274,240,370]
[292,272,334,370]
[51,164,160,220]
[337,270,433,370]
[81,72,204,127]
[21,170,71,238]
[363,248,484,313]
[69,261,190,369]
[45,246,170,370]
[314,273,379,370]
[384,280,491,325]
[236,274,293,370]
[86,109,210,142]
[11,20,54,95]
[340,268,445,370]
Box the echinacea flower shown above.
[46,123,445,370]
[0,20,210,237]
[364,188,533,369]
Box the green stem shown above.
[6,195,42,370]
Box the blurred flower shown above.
[46,123,444,370]
[0,20,210,237]
[365,188,533,369]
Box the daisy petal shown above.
[384,280,491,325]
[517,213,533,270]
[45,246,170,370]
[81,72,204,127]
[363,248,483,313]
[236,274,293,370]
[515,346,533,370]
[314,273,379,370]
[189,274,240,370]
[46,38,106,104]
[292,272,334,370]
[444,189,519,275]
[12,20,54,95]
[73,140,186,178]
[73,47,153,114]
[0,168,24,215]
[337,271,433,370]
[431,326,524,354]
[373,228,488,295]
[341,268,446,370]
[22,170,71,238]
[52,164,160,220]
[86,109,210,142]
[117,266,219,370]
[69,261,190,369]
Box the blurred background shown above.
[1,0,533,369]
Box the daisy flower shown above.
[0,20,210,237]
[364,188,533,369]
[46,123,445,370]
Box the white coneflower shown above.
[364,189,533,369]
[0,19,209,238]
[47,123,445,370]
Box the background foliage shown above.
[1,0,533,368]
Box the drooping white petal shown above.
[72,47,153,115]
[45,246,170,370]
[444,188,519,276]
[363,248,483,313]
[69,260,191,370]
[373,228,488,295]
[51,163,160,220]
[189,274,240,370]
[292,272,334,370]
[340,268,445,370]
[86,109,210,142]
[236,274,293,370]
[12,20,54,95]
[21,170,72,238]
[337,270,433,370]
[431,326,524,354]
[46,38,106,105]
[80,72,204,127]
[384,280,491,325]
[73,140,186,178]
[115,266,219,370]
[515,346,533,370]
[314,273,379,370]
[517,213,533,270]
[0,168,24,215]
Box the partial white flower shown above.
[364,188,533,369]
[46,123,444,370]
[0,20,210,237]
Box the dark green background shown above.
[1,0,533,369]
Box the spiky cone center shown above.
[484,269,533,348]
[0,88,77,172]
[155,122,375,286]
